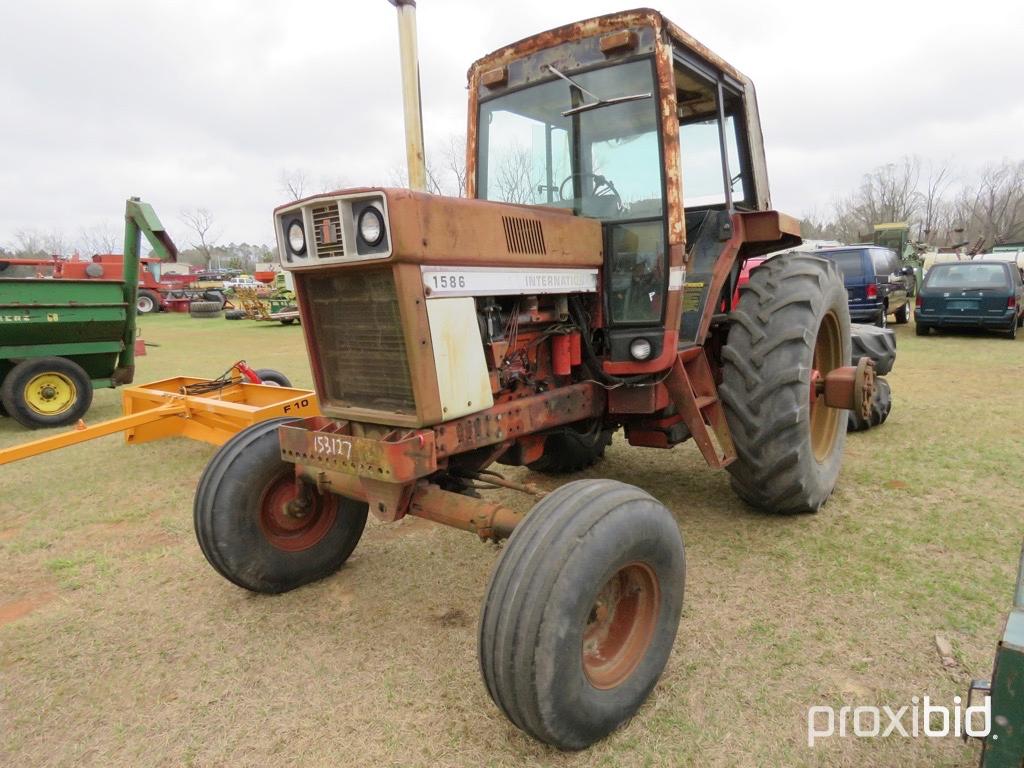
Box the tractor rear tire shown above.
[1,356,93,429]
[193,418,368,594]
[526,420,613,474]
[479,479,685,750]
[848,376,892,431]
[136,289,160,314]
[189,300,222,318]
[203,290,226,307]
[870,377,892,426]
[850,323,896,375]
[720,252,851,514]
[253,368,291,387]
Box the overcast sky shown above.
[1,0,1022,251]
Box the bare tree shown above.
[918,159,954,244]
[493,145,538,205]
[387,133,467,197]
[12,229,45,258]
[440,133,467,197]
[79,222,121,255]
[280,169,309,201]
[180,208,220,268]
[960,161,1024,247]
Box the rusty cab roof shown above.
[467,7,749,87]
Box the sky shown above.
[1,0,1022,251]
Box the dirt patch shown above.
[0,590,56,626]
[0,527,20,541]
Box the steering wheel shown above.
[558,173,622,211]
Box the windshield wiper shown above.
[546,64,652,117]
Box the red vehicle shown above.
[52,254,221,314]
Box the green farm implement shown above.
[0,198,172,428]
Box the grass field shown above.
[1,312,1022,767]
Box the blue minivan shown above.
[814,246,914,327]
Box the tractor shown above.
[193,7,874,750]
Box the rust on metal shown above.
[406,482,523,541]
[820,358,876,418]
[599,30,638,54]
[278,416,437,483]
[582,562,660,689]
[481,66,508,88]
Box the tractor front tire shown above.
[526,420,613,474]
[194,418,368,594]
[720,252,851,513]
[1,356,93,429]
[479,479,685,750]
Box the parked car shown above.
[815,246,914,327]
[223,275,261,291]
[915,260,1024,339]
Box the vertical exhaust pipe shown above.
[388,0,427,192]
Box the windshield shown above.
[925,263,1009,290]
[477,59,663,221]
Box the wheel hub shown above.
[582,562,660,689]
[258,474,337,552]
[24,373,77,416]
[809,312,842,462]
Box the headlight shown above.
[287,221,306,255]
[358,207,384,246]
[629,338,652,360]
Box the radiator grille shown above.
[312,204,345,260]
[502,216,546,255]
[305,270,415,414]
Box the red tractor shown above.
[193,8,874,750]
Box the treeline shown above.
[802,156,1024,249]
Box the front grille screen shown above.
[305,270,416,414]
[312,203,345,260]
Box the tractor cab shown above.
[468,9,798,358]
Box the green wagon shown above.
[0,198,172,429]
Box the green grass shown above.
[0,314,1022,767]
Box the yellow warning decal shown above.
[682,281,705,312]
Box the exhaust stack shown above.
[388,0,427,192]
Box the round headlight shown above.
[358,207,384,246]
[629,338,652,361]
[287,221,306,255]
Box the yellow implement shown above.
[0,375,319,465]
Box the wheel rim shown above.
[257,471,337,552]
[810,310,843,462]
[582,562,660,689]
[24,372,77,416]
[137,295,154,312]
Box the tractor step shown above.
[664,349,736,469]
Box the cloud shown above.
[0,0,1021,248]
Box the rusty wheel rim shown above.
[257,472,337,552]
[810,310,842,462]
[582,562,660,689]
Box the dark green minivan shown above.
[915,261,1024,339]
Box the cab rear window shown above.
[925,263,1009,290]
